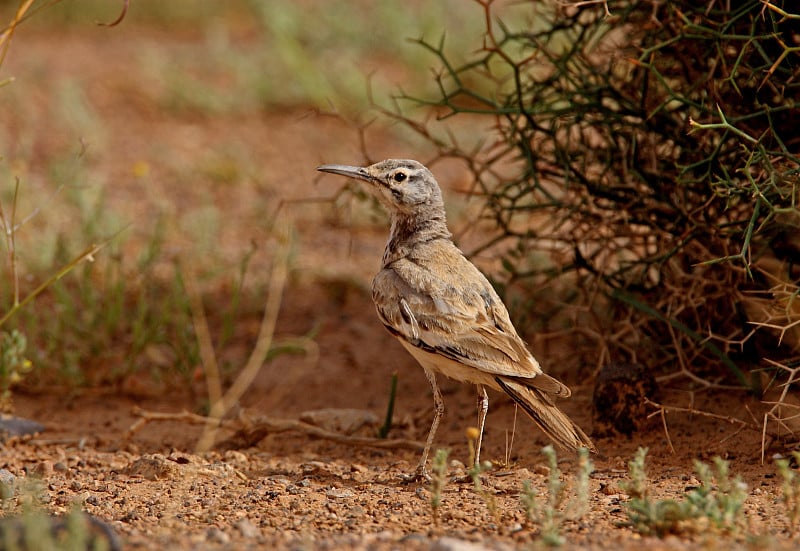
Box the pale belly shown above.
[398,339,501,390]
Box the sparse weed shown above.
[429,448,449,526]
[520,446,594,548]
[538,445,565,547]
[520,481,537,524]
[11,244,199,388]
[218,241,258,351]
[377,372,398,439]
[622,447,696,537]
[0,470,14,509]
[0,329,31,412]
[1,479,117,551]
[466,427,499,523]
[468,458,498,524]
[776,451,800,534]
[0,158,106,403]
[623,447,747,536]
[688,457,748,532]
[573,447,593,519]
[623,447,649,500]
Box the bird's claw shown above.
[399,465,432,484]
[449,473,474,484]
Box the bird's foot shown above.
[449,459,493,483]
[399,465,432,484]
[450,473,474,484]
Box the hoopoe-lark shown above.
[317,159,595,479]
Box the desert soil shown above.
[1,15,799,551]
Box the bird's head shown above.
[317,159,444,215]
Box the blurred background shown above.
[0,0,489,409]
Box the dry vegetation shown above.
[381,0,800,452]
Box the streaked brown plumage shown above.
[317,159,595,479]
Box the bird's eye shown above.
[393,171,407,183]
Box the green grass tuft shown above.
[623,447,748,537]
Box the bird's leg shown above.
[408,367,443,482]
[475,384,489,467]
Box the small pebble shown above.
[121,510,140,523]
[533,464,550,476]
[26,461,53,478]
[0,416,45,437]
[326,488,354,499]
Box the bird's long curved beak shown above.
[316,164,374,183]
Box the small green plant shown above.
[468,458,498,523]
[429,448,449,526]
[520,446,594,548]
[623,447,695,536]
[377,372,398,439]
[573,446,593,519]
[0,501,115,551]
[0,471,14,510]
[0,329,31,411]
[466,427,499,523]
[537,445,565,546]
[623,447,747,536]
[776,451,800,534]
[0,171,106,405]
[623,446,649,501]
[687,457,748,532]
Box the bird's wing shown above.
[372,244,570,398]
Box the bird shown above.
[317,159,595,479]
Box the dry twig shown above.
[645,397,756,454]
[190,215,291,453]
[127,406,423,451]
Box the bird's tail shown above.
[496,377,597,453]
